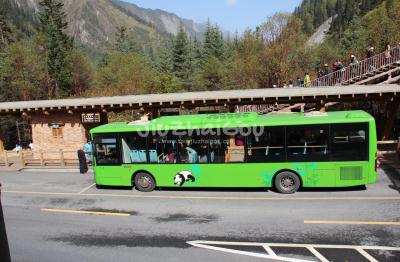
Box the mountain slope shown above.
[1,0,208,51]
[112,0,207,40]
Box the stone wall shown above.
[30,113,87,152]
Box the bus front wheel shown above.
[134,172,156,192]
[274,171,300,194]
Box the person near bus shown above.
[83,141,93,164]
[77,149,88,174]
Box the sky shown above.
[126,0,303,33]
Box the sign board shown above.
[82,113,101,123]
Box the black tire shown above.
[134,172,156,192]
[274,171,301,194]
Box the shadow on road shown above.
[380,163,400,193]
[298,185,367,193]
[96,184,370,193]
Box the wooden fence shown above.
[0,140,398,168]
[0,150,79,168]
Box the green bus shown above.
[90,110,377,194]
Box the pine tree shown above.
[204,23,225,60]
[172,27,191,80]
[39,0,72,97]
[114,26,142,54]
[156,38,174,73]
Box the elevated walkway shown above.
[309,45,400,87]
[0,85,399,114]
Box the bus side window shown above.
[247,126,285,163]
[148,132,177,164]
[209,129,226,163]
[225,134,245,163]
[93,135,120,166]
[120,133,148,164]
[331,123,368,161]
[286,125,329,162]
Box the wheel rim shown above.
[138,175,152,189]
[280,176,295,191]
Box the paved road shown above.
[0,164,399,262]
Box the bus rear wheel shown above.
[274,171,300,194]
[134,172,156,192]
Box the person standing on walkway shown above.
[83,140,92,165]
[366,47,375,71]
[304,73,311,87]
[77,149,88,174]
[385,44,391,62]
[350,55,359,77]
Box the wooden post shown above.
[316,100,326,112]
[3,152,8,168]
[39,150,44,167]
[300,104,305,113]
[59,149,65,167]
[20,151,25,167]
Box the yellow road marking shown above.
[3,190,400,201]
[77,183,96,194]
[41,208,130,217]
[304,220,400,226]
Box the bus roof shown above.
[90,110,374,134]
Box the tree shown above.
[39,0,73,98]
[155,38,174,73]
[0,40,48,101]
[194,56,226,91]
[204,22,225,60]
[229,30,264,89]
[172,27,191,80]
[65,49,94,96]
[260,13,308,87]
[95,52,155,96]
[0,12,13,50]
[114,26,142,54]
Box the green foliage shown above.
[295,0,337,34]
[114,26,142,54]
[193,56,227,91]
[39,0,73,97]
[65,49,94,96]
[0,40,48,102]
[94,51,154,95]
[0,12,13,50]
[1,0,399,105]
[204,22,225,60]
[172,28,192,80]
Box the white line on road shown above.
[304,220,400,226]
[188,241,400,262]
[355,248,378,262]
[77,183,96,194]
[4,190,400,201]
[306,247,329,262]
[187,241,311,262]
[262,245,277,257]
[187,240,400,251]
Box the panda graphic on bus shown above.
[174,171,196,186]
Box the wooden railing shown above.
[304,45,400,87]
[0,150,80,168]
[377,140,399,155]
